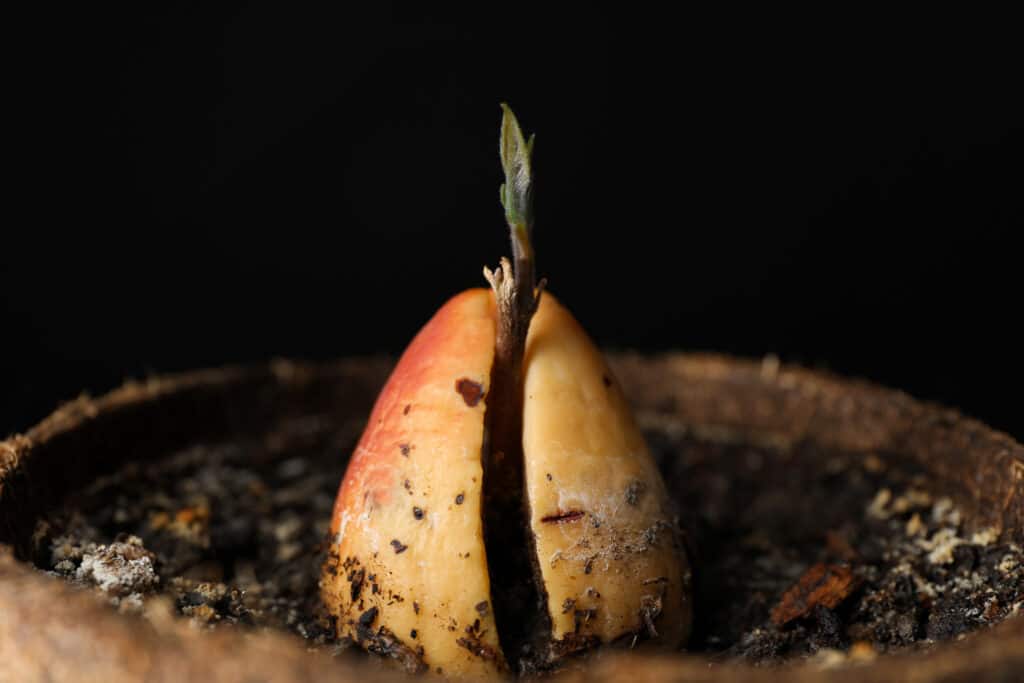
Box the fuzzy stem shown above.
[482,104,548,671]
[484,104,545,504]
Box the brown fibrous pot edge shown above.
[1,353,1021,682]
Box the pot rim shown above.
[1,353,1022,682]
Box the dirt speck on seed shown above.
[455,378,484,407]
[625,479,646,506]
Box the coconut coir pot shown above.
[1,354,1022,682]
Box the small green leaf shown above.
[498,103,534,231]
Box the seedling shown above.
[321,106,692,678]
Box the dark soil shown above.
[649,424,1023,665]
[31,415,361,656]
[32,414,1023,669]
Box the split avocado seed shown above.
[320,106,692,678]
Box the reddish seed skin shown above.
[330,290,494,517]
[324,288,504,678]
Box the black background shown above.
[4,6,1022,441]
